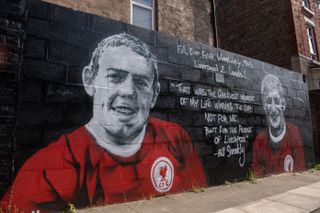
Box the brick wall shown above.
[291,0,320,61]
[310,90,320,162]
[158,0,214,45]
[42,0,130,23]
[42,0,214,46]
[215,0,297,70]
[0,0,314,212]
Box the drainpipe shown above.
[212,0,219,48]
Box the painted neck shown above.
[269,122,286,143]
[85,121,146,158]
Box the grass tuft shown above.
[247,169,257,184]
[61,203,77,213]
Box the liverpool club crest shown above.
[151,157,174,193]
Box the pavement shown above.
[79,170,320,213]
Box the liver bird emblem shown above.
[159,165,167,180]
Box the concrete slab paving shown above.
[238,199,306,213]
[216,177,320,213]
[309,182,320,189]
[126,196,203,213]
[214,208,247,213]
[265,192,290,201]
[290,185,320,199]
[79,204,135,213]
[276,193,320,211]
[78,171,320,213]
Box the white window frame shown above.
[302,0,311,9]
[306,25,317,59]
[304,16,315,27]
[130,0,155,30]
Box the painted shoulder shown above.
[17,126,92,171]
[147,116,192,149]
[254,128,268,141]
[148,116,184,130]
[286,122,299,133]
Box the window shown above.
[131,0,155,30]
[307,25,318,59]
[302,0,310,9]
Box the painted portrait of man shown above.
[1,33,207,212]
[251,74,305,176]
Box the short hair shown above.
[85,33,159,89]
[261,74,284,103]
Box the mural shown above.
[0,34,207,212]
[251,74,305,176]
[0,1,313,212]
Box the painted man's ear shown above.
[151,82,160,108]
[281,98,286,111]
[263,102,267,113]
[82,66,95,96]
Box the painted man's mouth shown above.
[112,106,136,115]
[270,116,279,121]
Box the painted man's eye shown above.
[134,78,148,88]
[106,70,127,83]
[274,98,280,105]
[265,97,272,105]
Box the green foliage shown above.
[147,194,155,200]
[61,203,77,213]
[314,163,320,171]
[224,181,232,186]
[188,186,205,193]
[247,169,257,184]
[308,163,320,173]
[1,205,24,213]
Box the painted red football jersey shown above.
[1,117,207,213]
[251,123,305,176]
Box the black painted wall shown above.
[0,0,28,199]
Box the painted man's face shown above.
[91,46,158,144]
[263,90,285,130]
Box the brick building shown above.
[215,0,320,161]
[215,0,320,90]
[42,0,215,46]
[41,0,320,90]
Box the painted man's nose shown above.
[118,77,136,97]
[270,103,277,112]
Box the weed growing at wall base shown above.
[146,194,156,200]
[188,185,205,193]
[247,169,257,184]
[224,181,232,186]
[314,163,320,171]
[308,163,320,173]
[61,203,77,213]
[0,205,24,213]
